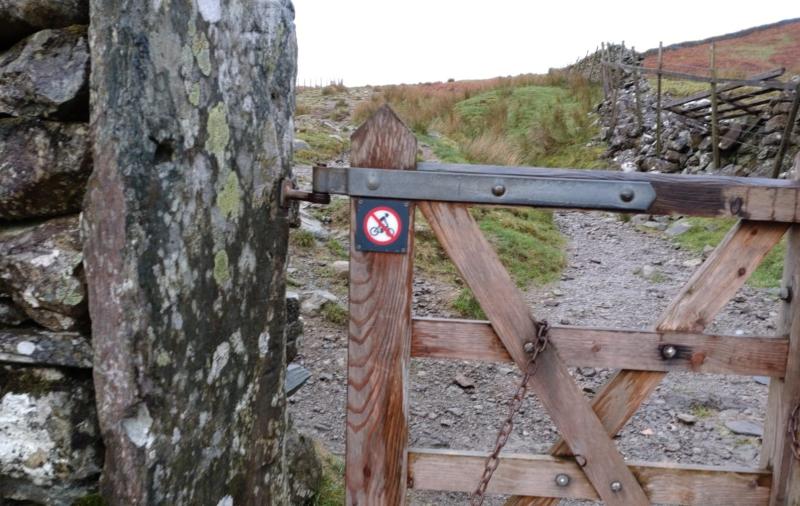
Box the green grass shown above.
[294,130,349,165]
[452,289,486,320]
[290,229,316,249]
[447,82,609,169]
[327,238,347,259]
[321,302,348,326]
[314,445,345,506]
[691,404,714,419]
[649,78,710,98]
[671,217,785,288]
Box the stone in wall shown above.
[0,25,89,120]
[0,364,102,504]
[0,216,87,331]
[0,0,89,48]
[0,118,91,221]
[84,0,298,503]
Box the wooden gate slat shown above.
[419,201,649,506]
[410,317,789,377]
[506,219,788,506]
[345,106,417,505]
[408,449,772,505]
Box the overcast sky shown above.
[292,0,798,86]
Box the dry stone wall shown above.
[1,0,310,504]
[582,49,800,177]
[0,2,100,503]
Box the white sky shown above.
[293,0,798,86]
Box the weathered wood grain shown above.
[420,201,649,505]
[409,449,772,505]
[411,317,789,377]
[346,106,417,505]
[762,153,800,505]
[507,219,787,506]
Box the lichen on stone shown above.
[217,171,241,219]
[192,31,212,77]
[205,102,229,164]
[213,250,230,285]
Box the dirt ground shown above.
[288,88,780,505]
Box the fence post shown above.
[710,42,721,170]
[772,82,800,178]
[656,41,664,153]
[633,46,643,132]
[762,152,800,504]
[345,106,417,505]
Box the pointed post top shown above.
[350,105,417,170]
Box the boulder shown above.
[762,132,783,146]
[285,427,323,505]
[0,326,92,368]
[764,114,788,134]
[0,364,102,504]
[0,0,88,48]
[0,216,87,331]
[0,26,89,120]
[300,289,339,316]
[0,118,91,220]
[667,130,691,153]
[642,157,679,173]
[718,123,743,151]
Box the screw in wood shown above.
[610,481,623,492]
[555,474,570,487]
[661,345,677,360]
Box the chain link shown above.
[790,403,800,460]
[469,320,550,506]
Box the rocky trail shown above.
[288,89,781,505]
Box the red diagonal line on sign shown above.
[370,211,395,239]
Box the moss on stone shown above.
[213,250,230,285]
[72,494,106,506]
[205,102,229,164]
[217,171,241,220]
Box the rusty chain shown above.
[790,403,800,460]
[469,320,550,506]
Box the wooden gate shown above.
[310,106,800,505]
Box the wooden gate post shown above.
[763,152,800,504]
[346,106,417,505]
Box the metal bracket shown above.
[313,165,657,212]
[280,178,331,208]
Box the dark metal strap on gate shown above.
[313,166,656,212]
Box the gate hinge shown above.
[280,178,331,208]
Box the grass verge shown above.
[314,444,345,506]
[671,217,785,288]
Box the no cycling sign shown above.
[354,198,410,254]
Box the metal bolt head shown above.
[610,481,623,492]
[554,473,570,487]
[619,188,635,203]
[367,174,380,190]
[523,342,535,353]
[661,345,677,359]
[492,184,506,197]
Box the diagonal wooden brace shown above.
[506,219,789,506]
[419,201,649,506]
